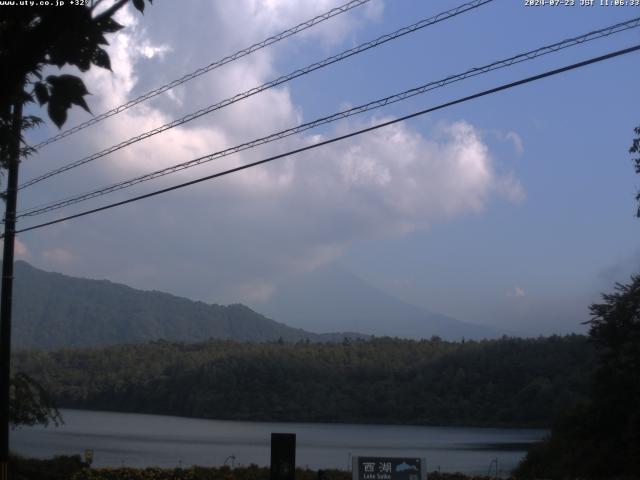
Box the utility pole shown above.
[0,99,23,480]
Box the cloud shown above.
[238,0,385,49]
[15,239,31,261]
[41,248,76,267]
[18,1,525,304]
[234,281,277,303]
[506,131,524,155]
[137,42,171,60]
[0,238,30,262]
[507,286,526,298]
[495,172,526,203]
[596,250,640,287]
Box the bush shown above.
[10,454,86,480]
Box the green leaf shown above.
[92,47,111,70]
[96,33,109,46]
[47,75,89,97]
[21,115,44,129]
[46,75,92,124]
[71,95,91,114]
[22,91,34,104]
[77,55,91,72]
[132,0,145,13]
[47,100,68,129]
[98,17,124,34]
[34,82,50,106]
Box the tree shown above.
[586,275,640,475]
[9,373,61,429]
[631,125,640,217]
[516,276,640,478]
[0,0,147,156]
[0,1,152,477]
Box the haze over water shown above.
[11,409,546,476]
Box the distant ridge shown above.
[11,261,365,350]
[256,264,500,340]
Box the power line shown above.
[16,16,640,219]
[31,0,373,150]
[10,44,640,237]
[19,0,494,190]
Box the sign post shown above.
[353,457,426,480]
[271,433,296,480]
[84,449,94,467]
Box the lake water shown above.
[11,409,546,476]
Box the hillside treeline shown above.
[12,261,351,350]
[13,335,592,427]
[515,275,640,478]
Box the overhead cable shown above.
[11,43,640,237]
[31,0,373,149]
[17,16,640,219]
[19,0,494,190]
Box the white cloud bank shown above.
[20,0,524,303]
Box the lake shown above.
[11,409,546,476]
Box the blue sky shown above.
[285,0,640,333]
[15,0,640,336]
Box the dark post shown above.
[0,100,23,480]
[270,433,296,480]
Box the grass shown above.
[9,455,502,480]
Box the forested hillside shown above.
[14,335,592,427]
[11,261,360,348]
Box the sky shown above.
[12,0,640,336]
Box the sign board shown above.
[352,457,426,480]
[270,433,296,480]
